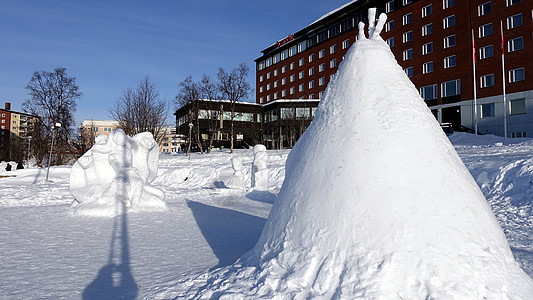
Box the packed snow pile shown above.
[251,144,269,191]
[69,129,167,217]
[174,9,533,299]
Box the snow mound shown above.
[69,129,168,217]
[173,9,533,299]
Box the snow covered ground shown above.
[0,134,533,298]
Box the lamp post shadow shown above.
[82,207,138,300]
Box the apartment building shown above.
[0,102,40,162]
[256,0,532,137]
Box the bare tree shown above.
[23,67,82,165]
[109,76,168,144]
[217,63,252,153]
[176,75,204,154]
[199,75,221,153]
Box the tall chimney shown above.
[5,102,11,110]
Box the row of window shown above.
[386,0,454,14]
[260,60,339,92]
[480,98,525,119]
[264,107,318,123]
[260,76,334,102]
[259,41,349,83]
[419,67,525,100]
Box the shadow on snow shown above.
[187,200,266,269]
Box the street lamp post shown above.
[187,123,193,160]
[46,122,61,182]
[26,136,32,168]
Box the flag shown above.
[472,30,476,63]
[500,21,505,54]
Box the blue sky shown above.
[1,0,352,125]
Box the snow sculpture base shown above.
[69,129,167,217]
[227,156,246,190]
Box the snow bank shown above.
[179,10,533,298]
[69,129,167,217]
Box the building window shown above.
[481,103,495,118]
[319,49,326,58]
[443,0,455,9]
[386,20,395,32]
[479,45,494,59]
[512,132,527,138]
[478,1,492,16]
[274,80,278,88]
[342,39,350,49]
[274,69,278,76]
[422,23,433,36]
[290,74,296,82]
[319,63,325,72]
[479,23,493,38]
[403,48,413,61]
[267,72,271,79]
[403,13,413,25]
[340,17,352,32]
[330,59,337,68]
[309,67,314,76]
[423,61,434,74]
[290,62,295,70]
[480,74,495,88]
[420,84,438,100]
[508,37,524,52]
[309,54,315,62]
[387,37,395,47]
[299,71,305,79]
[444,55,456,68]
[260,97,264,104]
[403,0,412,5]
[443,15,455,29]
[507,13,523,29]
[386,0,395,13]
[299,58,305,66]
[506,0,522,7]
[267,83,271,90]
[330,44,337,54]
[319,77,326,86]
[422,42,433,55]
[510,98,525,115]
[444,34,456,48]
[282,77,287,85]
[282,65,286,73]
[309,80,315,89]
[405,66,414,77]
[259,86,264,93]
[441,79,461,97]
[290,87,295,95]
[299,84,305,92]
[282,89,287,97]
[259,75,264,82]
[509,67,525,83]
[422,4,432,18]
[403,31,413,43]
[266,95,271,102]
[274,92,279,100]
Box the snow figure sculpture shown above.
[181,8,533,299]
[250,144,268,191]
[227,156,246,190]
[69,129,167,217]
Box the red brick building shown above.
[255,0,532,137]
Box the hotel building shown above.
[255,0,532,137]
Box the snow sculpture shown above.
[187,8,533,299]
[226,156,246,190]
[70,129,167,217]
[250,144,268,191]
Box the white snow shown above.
[251,144,269,191]
[69,129,167,217]
[0,136,533,298]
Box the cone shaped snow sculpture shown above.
[187,9,533,299]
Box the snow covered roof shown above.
[309,0,359,27]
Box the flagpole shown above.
[501,20,508,138]
[472,29,478,135]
